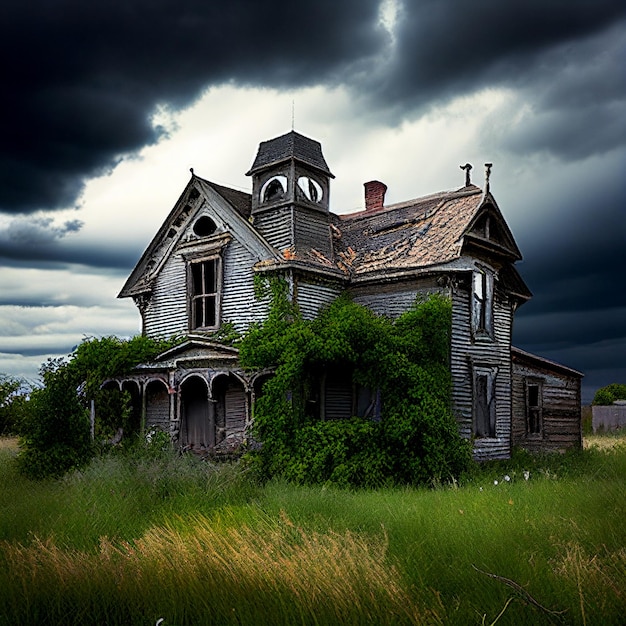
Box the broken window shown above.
[472,269,494,337]
[525,379,543,436]
[474,367,496,438]
[189,257,220,330]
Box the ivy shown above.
[240,282,472,488]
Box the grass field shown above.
[0,435,625,625]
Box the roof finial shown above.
[190,167,194,176]
[484,163,493,193]
[460,163,472,187]
[291,100,295,131]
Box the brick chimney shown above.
[364,180,387,212]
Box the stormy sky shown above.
[0,0,624,402]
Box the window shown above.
[525,379,543,436]
[472,269,494,337]
[189,258,220,330]
[474,367,497,438]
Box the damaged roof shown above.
[334,184,500,279]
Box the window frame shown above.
[524,377,544,437]
[473,365,498,438]
[471,268,494,339]
[187,255,222,331]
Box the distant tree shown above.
[592,383,626,406]
[0,375,30,435]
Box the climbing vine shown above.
[240,278,472,487]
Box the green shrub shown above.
[16,360,92,480]
[16,335,181,480]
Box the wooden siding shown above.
[293,207,333,258]
[451,284,513,461]
[224,386,247,433]
[350,285,442,318]
[144,253,188,338]
[512,360,581,452]
[296,280,343,320]
[253,207,293,252]
[221,238,269,330]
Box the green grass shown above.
[0,436,625,625]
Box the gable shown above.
[462,195,522,262]
[119,174,278,299]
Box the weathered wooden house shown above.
[111,130,582,459]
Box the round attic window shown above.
[193,216,217,237]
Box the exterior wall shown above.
[221,238,270,331]
[451,283,513,460]
[143,237,269,338]
[349,280,442,317]
[512,359,582,451]
[592,404,626,432]
[295,279,344,320]
[253,207,293,252]
[144,253,188,337]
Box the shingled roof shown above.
[246,130,334,177]
[334,185,487,278]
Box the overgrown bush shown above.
[16,359,93,480]
[240,281,472,487]
[17,335,180,479]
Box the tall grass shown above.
[1,436,625,625]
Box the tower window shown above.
[260,176,287,203]
[189,258,220,330]
[297,176,323,203]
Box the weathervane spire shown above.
[460,163,472,187]
[484,163,493,193]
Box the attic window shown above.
[261,176,287,203]
[193,216,217,237]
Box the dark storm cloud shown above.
[2,0,625,215]
[0,215,138,268]
[0,0,385,215]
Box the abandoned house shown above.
[110,130,583,460]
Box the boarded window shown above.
[189,258,220,330]
[474,368,496,438]
[525,380,543,435]
[472,269,494,337]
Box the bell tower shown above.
[246,131,335,260]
